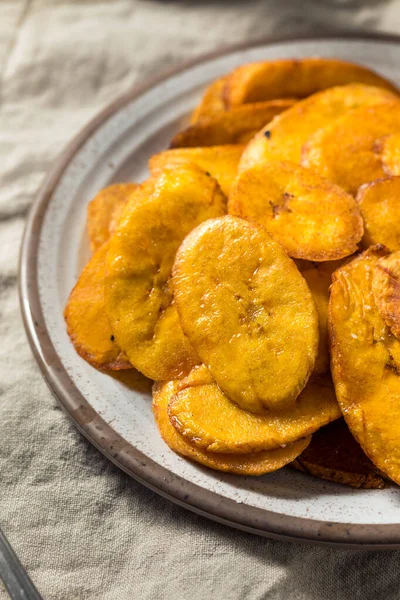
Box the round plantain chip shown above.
[149,145,243,198]
[87,183,138,252]
[167,365,340,454]
[173,215,319,413]
[295,259,347,275]
[190,76,227,123]
[302,102,400,195]
[372,251,400,339]
[238,84,398,172]
[64,242,131,371]
[105,166,226,381]
[374,133,400,176]
[153,378,311,475]
[357,177,400,250]
[301,265,332,375]
[223,58,398,107]
[171,100,294,148]
[229,161,363,261]
[329,245,400,486]
[292,419,386,489]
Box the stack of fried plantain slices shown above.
[65,57,400,487]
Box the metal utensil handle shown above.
[0,528,43,600]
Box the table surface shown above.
[2,1,400,599]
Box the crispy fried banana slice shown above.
[301,265,331,374]
[302,102,400,195]
[223,58,398,107]
[329,245,400,485]
[374,133,400,176]
[173,215,319,413]
[64,242,131,370]
[190,77,227,123]
[87,183,138,252]
[153,378,311,475]
[301,259,351,373]
[172,100,294,148]
[229,161,363,261]
[295,259,349,274]
[105,166,226,381]
[149,145,243,198]
[357,177,400,250]
[372,251,400,339]
[239,84,398,172]
[167,364,340,453]
[292,419,386,489]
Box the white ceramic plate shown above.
[20,34,400,548]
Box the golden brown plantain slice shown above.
[190,77,227,123]
[105,166,226,381]
[296,258,350,374]
[149,145,243,197]
[374,133,400,176]
[173,215,319,413]
[171,100,295,148]
[372,251,400,339]
[168,364,340,454]
[301,265,331,374]
[153,378,311,475]
[292,419,386,489]
[357,177,400,250]
[329,245,400,485]
[64,242,131,370]
[239,84,398,172]
[302,102,400,195]
[87,183,138,252]
[229,161,363,261]
[295,258,349,274]
[223,58,398,107]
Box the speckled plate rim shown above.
[19,32,400,549]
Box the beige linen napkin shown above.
[2,1,400,598]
